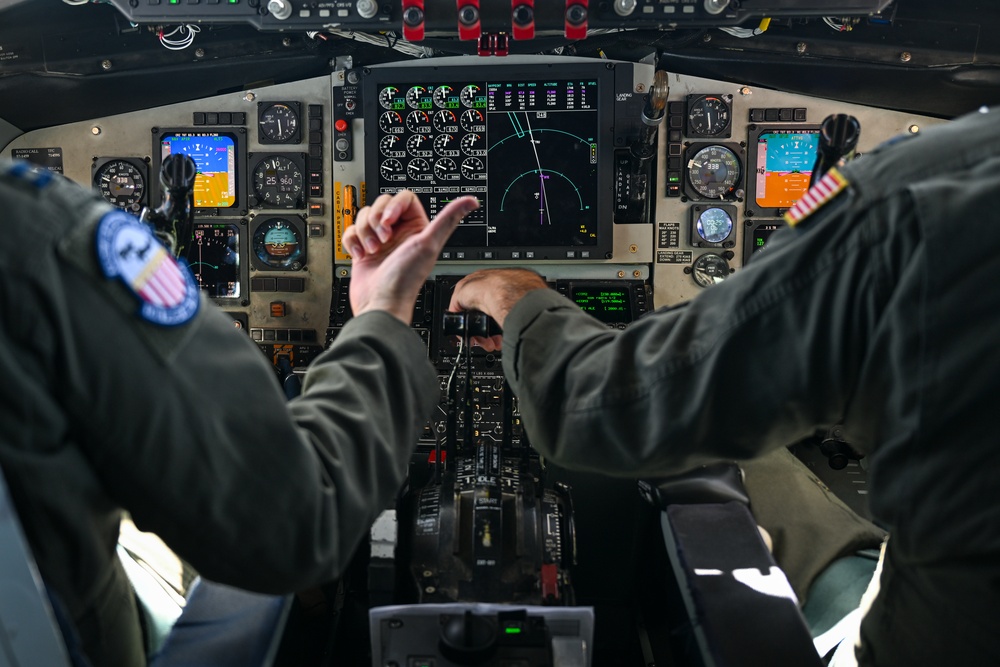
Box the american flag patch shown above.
[783,168,849,227]
[96,211,200,326]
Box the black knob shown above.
[402,6,423,26]
[458,5,478,25]
[512,3,533,24]
[566,3,587,24]
[439,611,498,664]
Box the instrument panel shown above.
[0,56,944,357]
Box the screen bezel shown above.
[151,128,247,215]
[743,220,785,266]
[186,220,249,301]
[745,125,820,218]
[361,62,618,261]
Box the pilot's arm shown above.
[448,161,903,476]
[0,165,474,665]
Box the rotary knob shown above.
[267,0,292,20]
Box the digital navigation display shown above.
[186,222,241,298]
[160,132,238,208]
[753,130,819,209]
[572,286,631,324]
[364,62,618,260]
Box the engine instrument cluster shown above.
[360,58,643,261]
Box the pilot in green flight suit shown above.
[0,161,478,667]
[433,107,1000,666]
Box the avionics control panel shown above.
[359,58,640,261]
[103,0,891,35]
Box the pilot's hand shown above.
[449,269,549,351]
[344,190,478,324]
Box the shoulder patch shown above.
[2,159,55,189]
[96,211,200,326]
[783,168,849,227]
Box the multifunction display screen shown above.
[160,132,238,208]
[753,130,819,209]
[364,62,618,260]
[572,286,631,324]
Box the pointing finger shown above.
[421,196,479,250]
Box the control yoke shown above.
[140,153,197,257]
[810,113,861,186]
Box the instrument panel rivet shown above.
[101,59,112,71]
[909,124,920,134]
[740,86,752,96]
[899,51,912,63]
[91,126,101,136]
[618,270,626,278]
[796,42,807,54]
[635,83,645,93]
[244,92,256,102]
[195,48,205,58]
[633,270,641,278]
[629,244,638,253]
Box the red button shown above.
[334,119,348,132]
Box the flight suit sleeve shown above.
[500,184,897,476]
[44,197,438,593]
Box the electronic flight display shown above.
[363,62,617,260]
[158,131,239,209]
[185,222,241,298]
[749,129,820,212]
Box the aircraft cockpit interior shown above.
[2,1,999,665]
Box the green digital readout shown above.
[573,288,630,324]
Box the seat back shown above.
[0,468,73,667]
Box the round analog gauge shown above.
[460,84,482,108]
[687,145,741,199]
[461,157,485,180]
[378,86,400,110]
[687,96,730,136]
[259,103,299,143]
[252,217,305,270]
[692,253,731,288]
[407,157,431,181]
[434,158,458,181]
[406,110,431,134]
[93,159,145,212]
[461,133,486,156]
[433,85,454,108]
[380,158,404,181]
[252,156,304,209]
[380,134,404,157]
[406,86,428,109]
[406,134,432,157]
[696,207,734,244]
[433,109,458,132]
[379,111,404,134]
[460,109,486,133]
[434,134,460,157]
